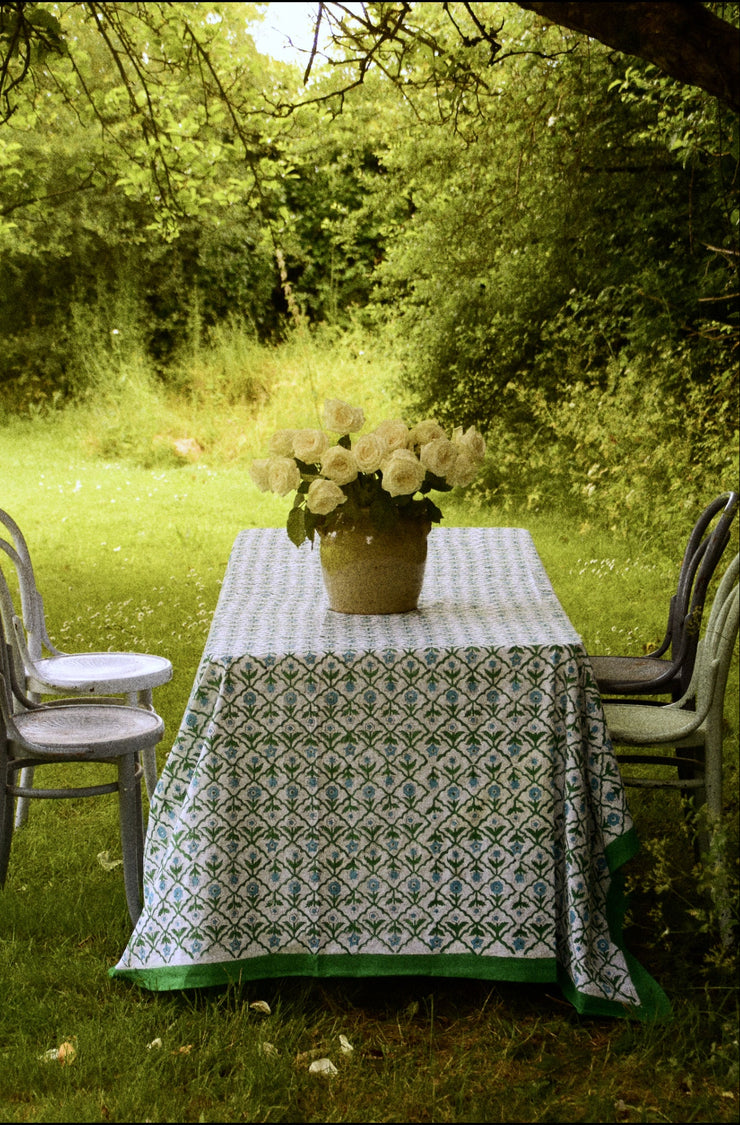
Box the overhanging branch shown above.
[516,2,740,112]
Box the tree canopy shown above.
[0,2,736,505]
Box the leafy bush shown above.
[469,348,738,545]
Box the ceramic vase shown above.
[319,514,430,614]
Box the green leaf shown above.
[27,9,63,35]
[425,472,453,493]
[424,498,444,523]
[304,510,321,543]
[286,506,306,547]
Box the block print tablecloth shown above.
[112,527,668,1018]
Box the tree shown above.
[0,2,403,399]
[3,4,738,143]
[0,2,301,398]
[364,5,737,427]
[1,3,737,225]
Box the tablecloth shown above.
[111,527,668,1019]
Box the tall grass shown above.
[0,327,737,1123]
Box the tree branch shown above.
[516,2,740,112]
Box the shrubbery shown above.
[471,350,738,542]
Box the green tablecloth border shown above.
[558,826,671,1020]
[111,952,555,991]
[110,824,670,1021]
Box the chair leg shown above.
[141,749,158,801]
[668,742,708,859]
[14,688,42,829]
[117,754,144,927]
[129,690,158,801]
[0,744,16,886]
[13,766,34,829]
[702,730,733,948]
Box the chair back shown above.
[0,565,31,706]
[0,575,31,740]
[689,553,739,726]
[670,492,738,694]
[0,509,58,663]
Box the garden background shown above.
[0,3,738,1121]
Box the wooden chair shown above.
[0,509,172,824]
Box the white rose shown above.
[269,429,296,457]
[267,457,302,496]
[420,437,459,480]
[250,459,272,492]
[409,419,446,447]
[352,432,385,474]
[292,429,330,463]
[446,451,479,488]
[454,426,487,463]
[380,447,417,470]
[322,399,365,433]
[374,419,410,452]
[306,478,348,515]
[320,445,359,486]
[381,449,426,497]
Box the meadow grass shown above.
[0,331,737,1123]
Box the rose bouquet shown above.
[250,398,487,547]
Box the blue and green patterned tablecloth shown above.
[111,527,668,1018]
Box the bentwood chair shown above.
[0,509,172,823]
[590,491,738,700]
[604,553,739,850]
[0,588,165,926]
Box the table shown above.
[111,527,668,1019]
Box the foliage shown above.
[372,8,738,444]
[0,2,736,543]
[0,2,339,401]
[0,3,405,399]
[465,350,739,540]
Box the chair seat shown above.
[590,654,675,690]
[604,701,702,746]
[14,703,164,758]
[31,652,172,694]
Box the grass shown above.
[0,330,738,1122]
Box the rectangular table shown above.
[112,527,668,1018]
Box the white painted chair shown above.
[0,510,172,824]
[604,553,739,850]
[0,605,165,927]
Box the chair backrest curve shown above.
[0,589,23,737]
[0,563,33,695]
[672,493,739,690]
[0,509,54,661]
[692,556,739,726]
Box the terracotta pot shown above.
[319,514,431,614]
